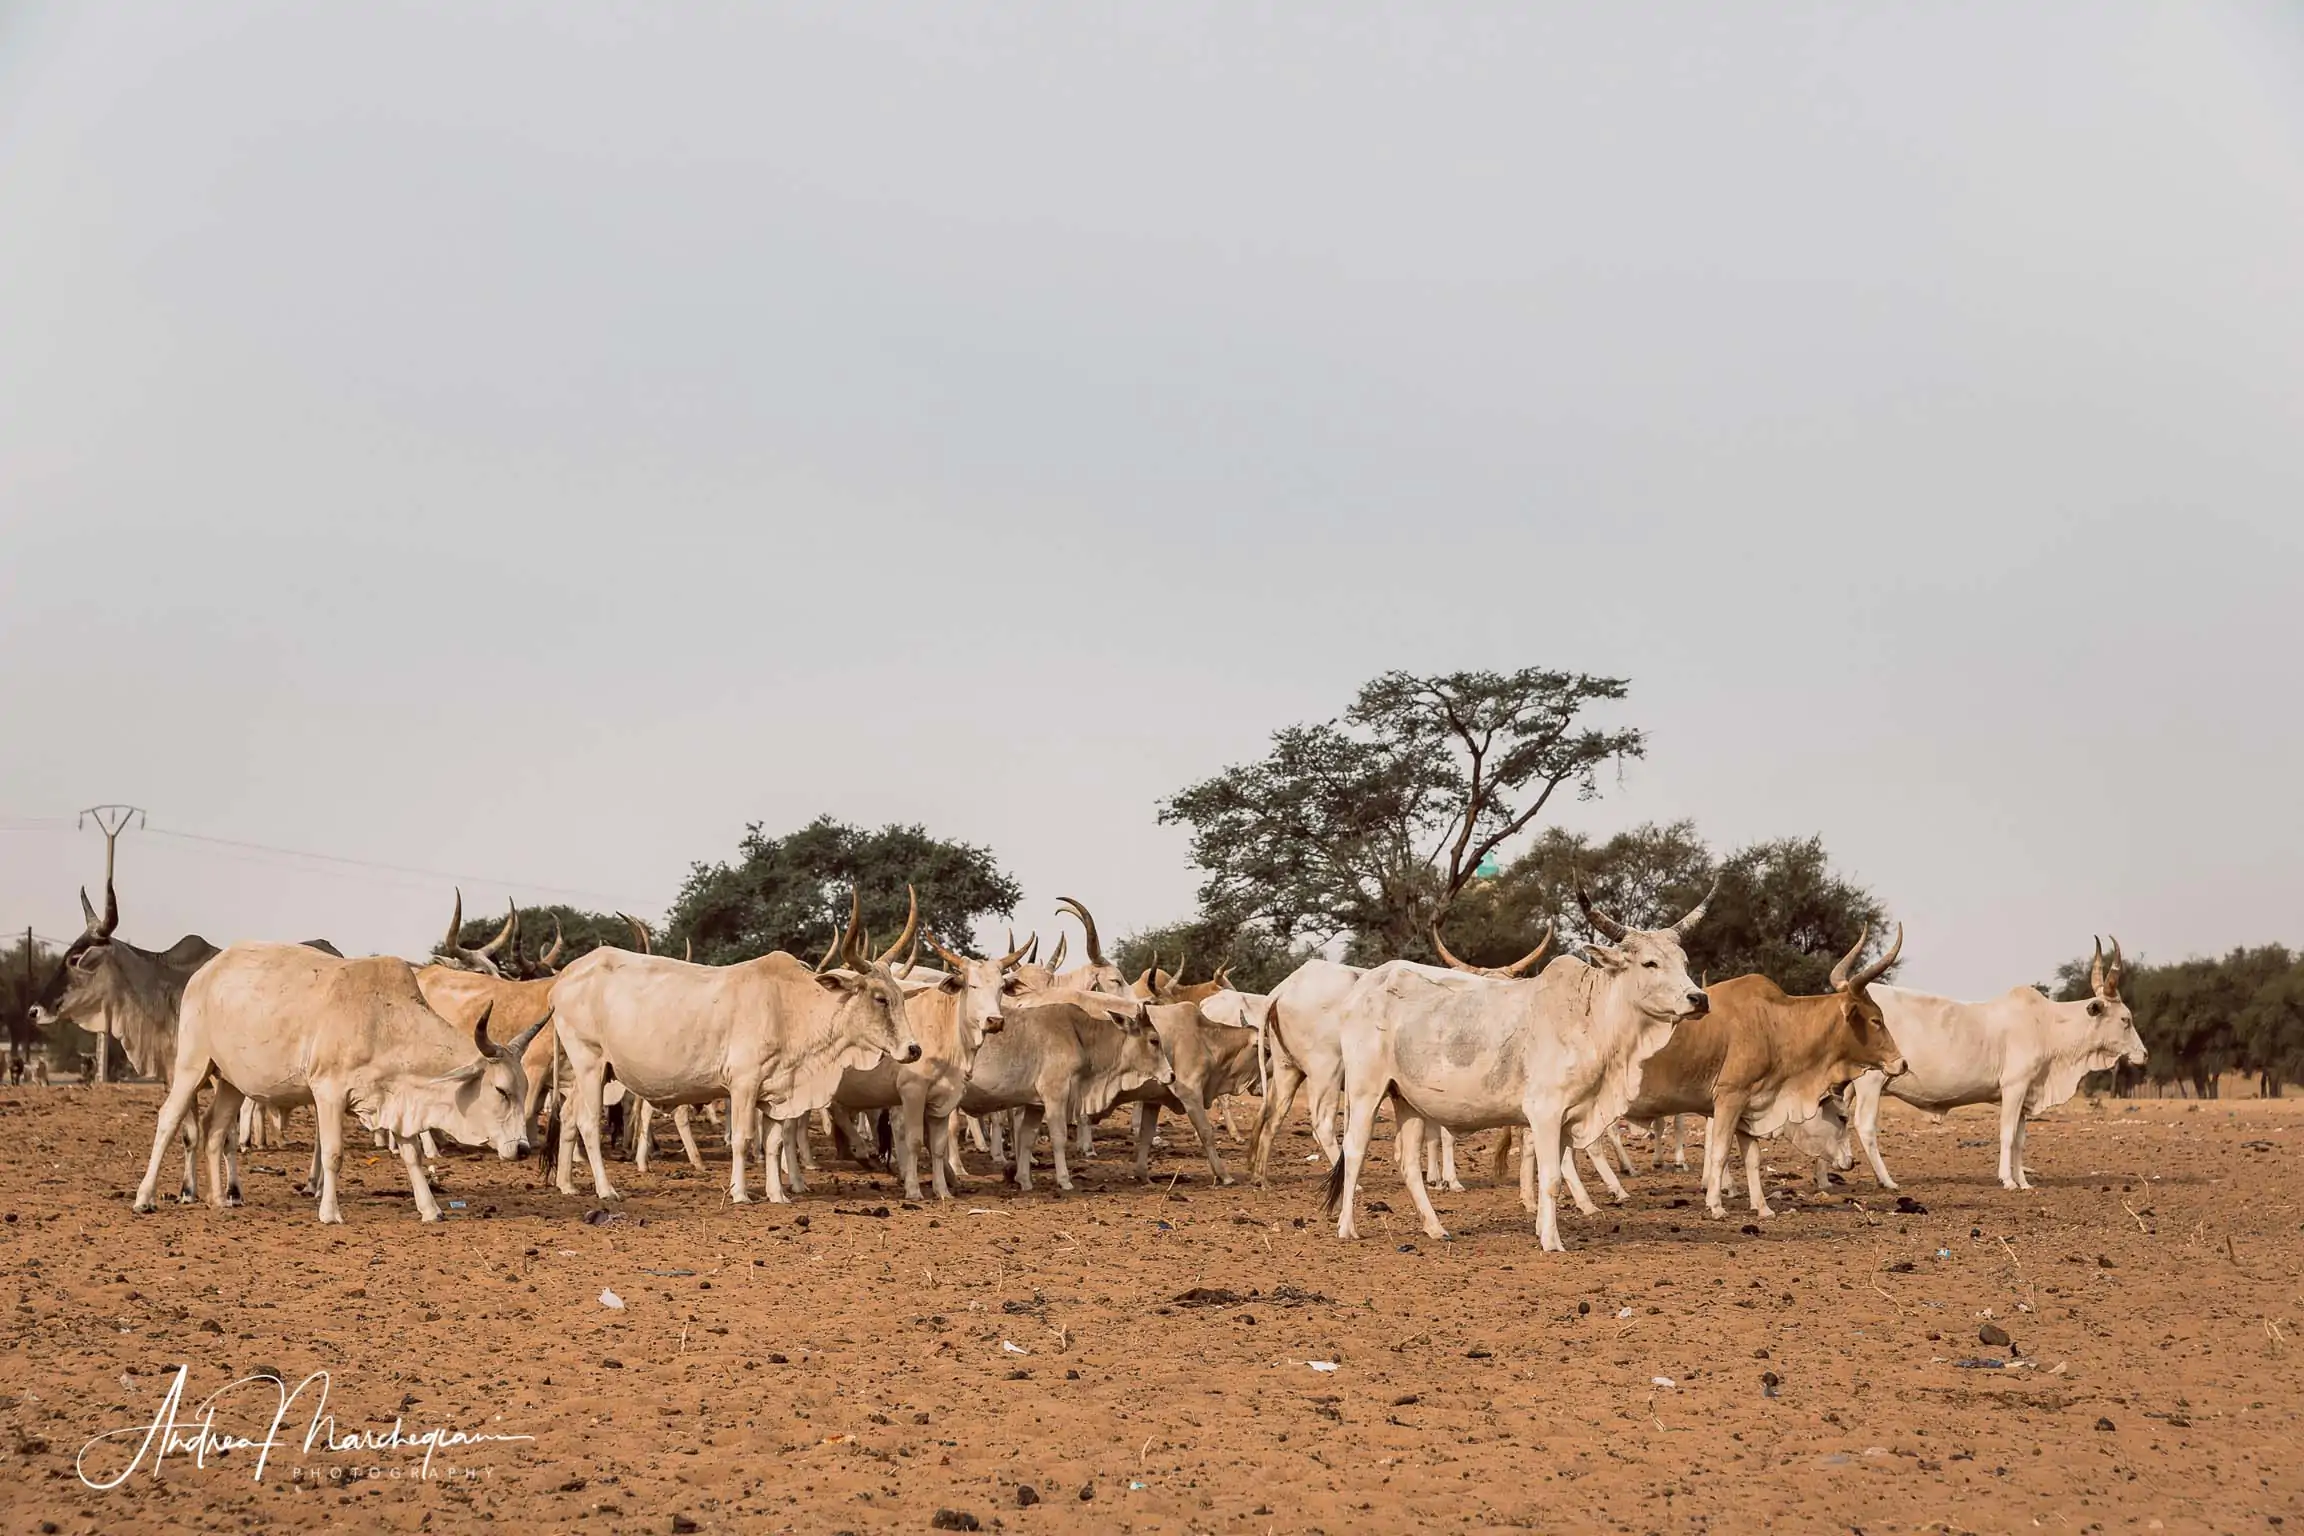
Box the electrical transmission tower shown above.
[76,804,145,1082]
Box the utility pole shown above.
[77,804,144,1083]
[17,927,29,1082]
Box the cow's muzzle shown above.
[1882,1056,1910,1080]
[1682,991,1710,1018]
[898,1043,922,1064]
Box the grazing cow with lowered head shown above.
[955,1000,1172,1192]
[130,944,543,1223]
[1845,937,2147,1191]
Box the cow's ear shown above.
[937,973,964,993]
[815,970,860,994]
[1583,943,1627,970]
[2085,999,2105,1017]
[431,1059,487,1085]
[1002,976,1029,995]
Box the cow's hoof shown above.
[131,1199,155,1214]
[730,1193,753,1205]
[1442,1181,1466,1194]
[176,1191,197,1205]
[1753,1206,1775,1219]
[419,1211,441,1223]
[1217,1175,1237,1188]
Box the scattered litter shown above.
[1937,1248,1951,1259]
[1152,1220,1174,1232]
[1616,1307,1635,1319]
[1307,1360,1340,1373]
[1001,1340,1029,1355]
[1894,1196,1928,1214]
[446,1200,466,1210]
[1174,1287,1243,1307]
[1128,1481,1147,1492]
[1952,1358,2006,1369]
[965,1209,1008,1217]
[641,1268,696,1278]
[599,1289,625,1310]
[583,1208,624,1227]
[1651,1376,1676,1388]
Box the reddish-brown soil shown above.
[2,1088,2299,1534]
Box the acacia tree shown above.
[1160,668,1645,960]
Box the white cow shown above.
[550,894,923,1205]
[1845,937,2147,1191]
[130,944,544,1224]
[832,935,1031,1201]
[1326,888,1714,1251]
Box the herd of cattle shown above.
[26,880,2148,1252]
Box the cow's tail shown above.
[1489,1124,1517,1182]
[1322,1145,1348,1219]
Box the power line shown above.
[140,825,656,911]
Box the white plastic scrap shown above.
[599,1288,625,1310]
[1307,1360,1340,1373]
[1651,1376,1676,1388]
[1001,1340,1029,1355]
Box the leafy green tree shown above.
[1160,668,1645,962]
[1435,823,1894,993]
[665,815,1021,966]
[2066,944,2303,1098]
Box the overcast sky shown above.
[3,3,2299,995]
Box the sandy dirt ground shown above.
[3,1087,2300,1534]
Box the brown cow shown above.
[1619,921,1907,1219]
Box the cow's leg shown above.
[967,1114,990,1153]
[1702,1103,1748,1218]
[1529,1110,1568,1252]
[635,1101,657,1173]
[1010,1106,1042,1193]
[176,1104,202,1203]
[1132,1103,1157,1183]
[1397,1112,1450,1240]
[1517,1130,1539,1212]
[1718,1122,1741,1199]
[1305,1068,1345,1168]
[1219,1095,1239,1142]
[1743,1133,1774,1217]
[132,1065,211,1213]
[799,1109,825,1171]
[1247,1051,1306,1182]
[727,1084,759,1203]
[311,1088,350,1225]
[1559,1145,1600,1215]
[1179,1092,1231,1186]
[675,1105,704,1171]
[1997,1085,2028,1190]
[783,1115,811,1195]
[237,1096,257,1154]
[1047,1094,1078,1191]
[1606,1124,1637,1177]
[944,1111,973,1185]
[398,1134,444,1222]
[926,1104,956,1201]
[1585,1144,1629,1203]
[570,1063,621,1202]
[988,1112,1010,1169]
[1332,1091,1383,1242]
[1440,1129,1463,1192]
[2012,1103,2034,1188]
[1667,1114,1689,1171]
[757,1116,783,1204]
[200,1078,245,1209]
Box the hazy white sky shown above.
[3,3,2300,995]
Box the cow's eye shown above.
[1642,960,1659,970]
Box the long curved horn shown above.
[1046,932,1065,971]
[2089,936,2106,998]
[1429,924,1483,974]
[874,886,920,966]
[2104,935,2124,998]
[1172,948,1189,986]
[1828,925,1872,992]
[836,889,865,968]
[469,999,497,1057]
[1669,877,1721,938]
[683,936,694,964]
[99,877,119,939]
[997,930,1034,970]
[1501,922,1556,977]
[477,900,517,958]
[815,923,844,973]
[538,916,565,972]
[445,888,468,954]
[1575,885,1628,942]
[505,1011,550,1058]
[617,913,652,954]
[899,926,921,978]
[928,932,971,972]
[1056,897,1106,965]
[1850,923,1903,991]
[79,886,102,937]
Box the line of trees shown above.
[2051,946,2304,1099]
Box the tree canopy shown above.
[665,815,1021,966]
[1433,821,1896,994]
[1160,668,1645,961]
